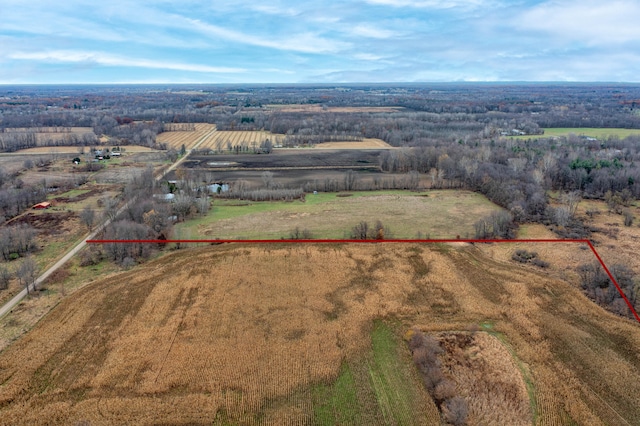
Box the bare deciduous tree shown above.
[17,257,38,294]
[80,205,95,231]
[261,171,274,189]
[560,191,581,218]
[0,266,11,290]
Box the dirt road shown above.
[0,127,215,319]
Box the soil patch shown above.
[7,211,76,235]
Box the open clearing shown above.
[181,190,501,239]
[0,243,638,424]
[509,127,640,140]
[313,138,391,149]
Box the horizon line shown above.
[3,81,640,86]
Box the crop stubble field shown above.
[157,124,388,151]
[0,243,638,425]
[157,124,286,151]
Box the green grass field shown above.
[176,190,503,240]
[509,127,640,140]
[312,321,438,425]
[47,189,90,200]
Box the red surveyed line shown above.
[86,238,640,323]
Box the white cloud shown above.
[364,0,486,8]
[351,24,400,39]
[518,0,640,45]
[183,18,349,53]
[354,53,386,61]
[9,50,245,73]
[248,4,300,16]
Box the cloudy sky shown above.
[1,0,639,84]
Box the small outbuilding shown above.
[32,202,51,210]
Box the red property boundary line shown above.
[86,238,640,323]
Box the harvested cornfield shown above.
[157,126,283,152]
[156,123,216,149]
[197,130,285,152]
[0,243,639,425]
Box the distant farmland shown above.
[155,123,216,149]
[157,124,388,151]
[200,130,285,151]
[157,124,285,151]
[0,243,638,424]
[509,127,640,140]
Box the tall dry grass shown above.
[0,243,638,424]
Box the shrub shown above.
[289,227,313,239]
[623,210,634,227]
[512,249,537,263]
[531,258,550,268]
[349,220,391,240]
[442,396,468,426]
[79,247,103,267]
[407,329,469,423]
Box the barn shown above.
[32,202,51,210]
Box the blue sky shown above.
[1,0,639,84]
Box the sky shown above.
[1,0,639,84]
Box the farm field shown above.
[158,123,388,152]
[184,149,384,171]
[180,190,502,239]
[509,127,640,140]
[314,138,391,149]
[155,123,216,150]
[157,124,288,153]
[0,243,638,424]
[199,130,284,151]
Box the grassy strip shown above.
[312,321,433,425]
[313,364,361,425]
[47,189,90,200]
[368,321,416,425]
